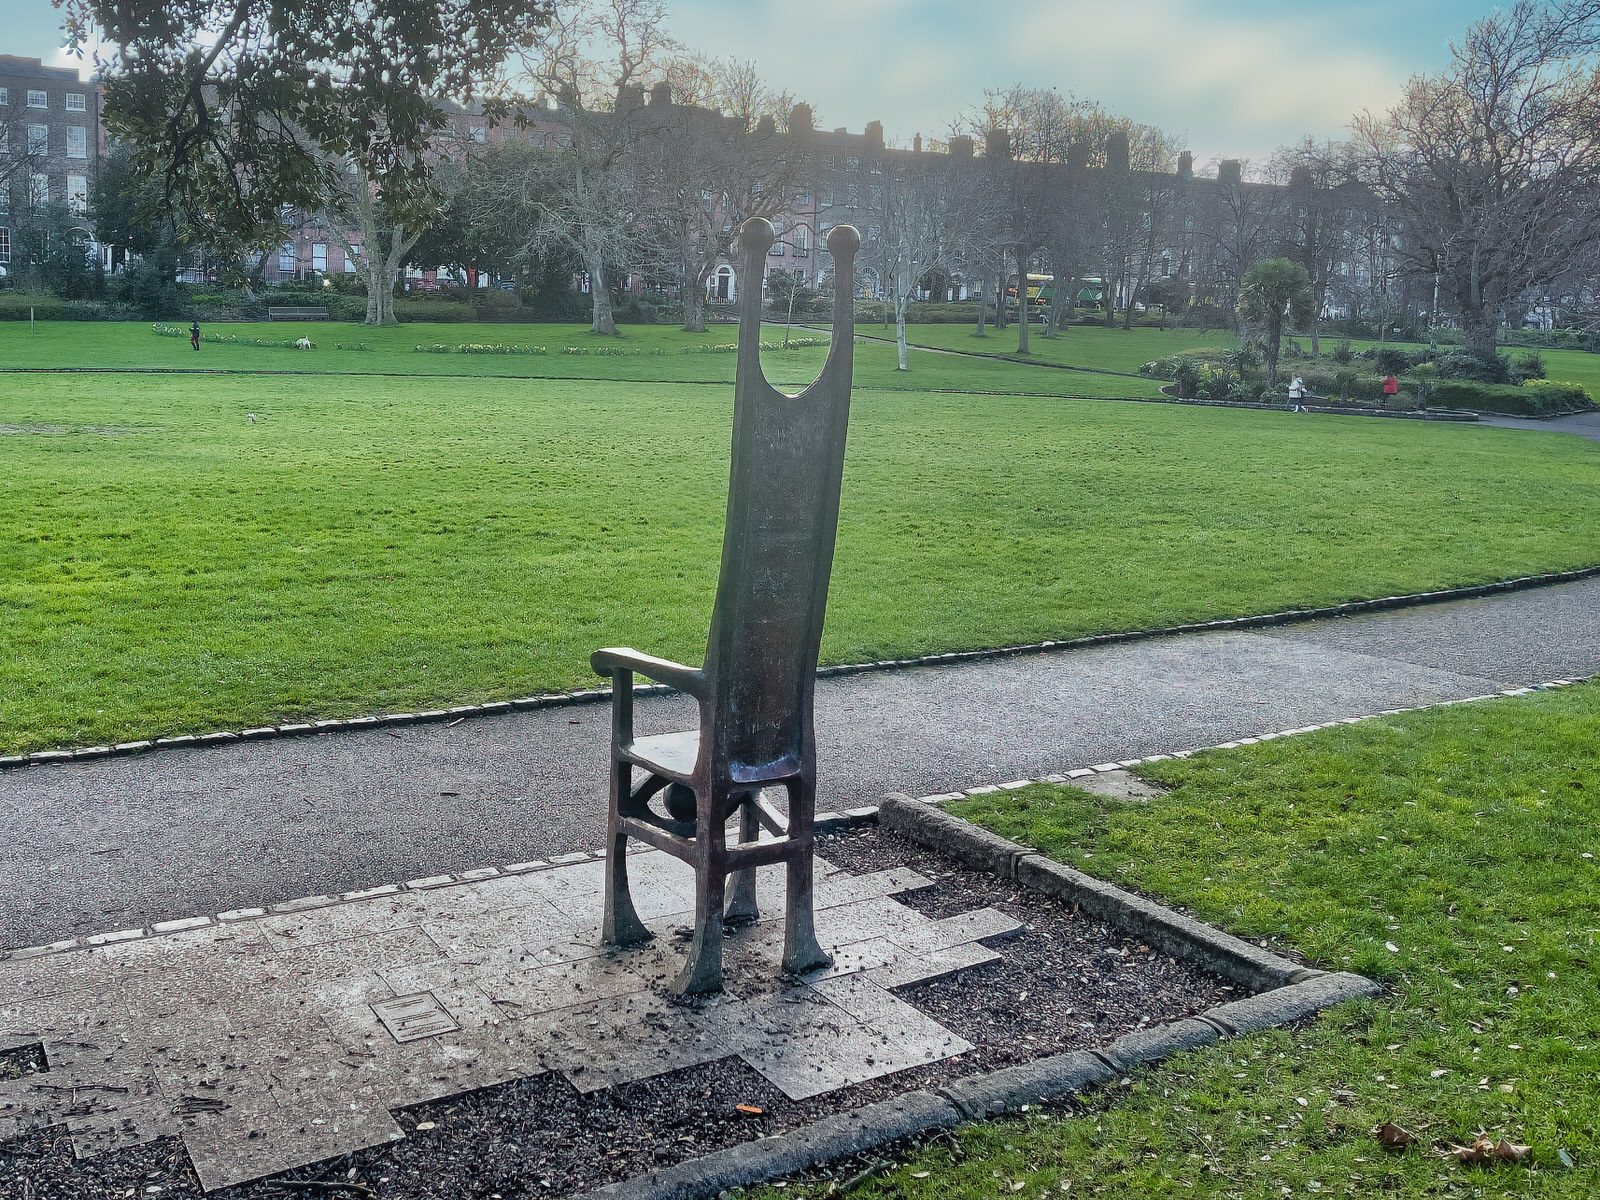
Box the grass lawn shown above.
[2,358,1598,753]
[0,321,1168,398]
[863,321,1233,376]
[804,681,1600,1198]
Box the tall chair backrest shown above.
[703,218,861,780]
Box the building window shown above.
[528,130,546,147]
[66,93,86,112]
[345,244,360,272]
[67,174,87,215]
[469,125,486,143]
[66,126,87,159]
[278,242,296,273]
[846,156,860,172]
[0,188,9,215]
[0,88,8,106]
[794,188,812,205]
[0,126,7,156]
[769,241,784,256]
[819,186,834,206]
[794,225,811,253]
[0,228,9,261]
[27,125,48,156]
[27,90,47,109]
[312,242,327,273]
[29,173,48,208]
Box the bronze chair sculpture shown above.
[591,217,861,996]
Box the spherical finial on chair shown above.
[740,217,776,259]
[826,224,861,258]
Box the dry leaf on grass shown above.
[1374,1122,1417,1150]
[1438,1134,1531,1165]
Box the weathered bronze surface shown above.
[592,217,862,995]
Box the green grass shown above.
[0,321,1168,398]
[2,357,1598,753]
[798,682,1600,1199]
[875,321,1234,375]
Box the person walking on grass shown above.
[190,320,201,351]
[1288,373,1307,412]
[1382,373,1400,406]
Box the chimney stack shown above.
[649,80,672,107]
[984,128,1011,159]
[1177,150,1193,178]
[949,134,975,157]
[788,103,813,135]
[864,119,884,147]
[1219,159,1242,186]
[1065,143,1089,172]
[1105,130,1129,172]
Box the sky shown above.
[11,0,1510,163]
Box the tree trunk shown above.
[895,293,910,370]
[682,284,707,333]
[1461,306,1498,359]
[1266,319,1282,386]
[1015,247,1030,356]
[587,243,616,335]
[994,272,1007,330]
[974,282,987,337]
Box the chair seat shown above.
[620,729,801,786]
[621,730,701,781]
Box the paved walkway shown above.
[5,576,1599,950]
[1477,409,1600,442]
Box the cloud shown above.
[49,26,111,81]
[672,0,1435,161]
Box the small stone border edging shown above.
[5,564,1597,772]
[566,797,1378,1200]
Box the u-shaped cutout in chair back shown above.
[734,218,860,400]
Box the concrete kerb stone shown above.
[938,1050,1115,1119]
[1197,972,1381,1037]
[6,571,1599,772]
[571,1089,964,1200]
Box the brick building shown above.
[0,55,103,276]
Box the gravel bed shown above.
[2,825,1232,1199]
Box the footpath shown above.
[4,574,1598,950]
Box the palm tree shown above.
[1238,258,1315,386]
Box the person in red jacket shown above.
[1382,373,1400,405]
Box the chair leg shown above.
[602,756,651,948]
[674,787,728,996]
[780,776,832,975]
[724,791,760,925]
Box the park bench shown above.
[591,217,862,996]
[266,306,330,321]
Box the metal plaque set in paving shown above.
[0,847,1017,1191]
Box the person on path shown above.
[1288,374,1306,412]
[1382,373,1400,406]
[190,320,201,351]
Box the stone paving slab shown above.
[0,848,1002,1191]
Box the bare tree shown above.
[1266,139,1362,352]
[638,58,802,332]
[515,0,675,334]
[1353,0,1600,357]
[866,145,987,369]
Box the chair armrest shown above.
[590,647,706,697]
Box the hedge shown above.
[1428,379,1595,415]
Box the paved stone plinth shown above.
[0,848,1007,1192]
